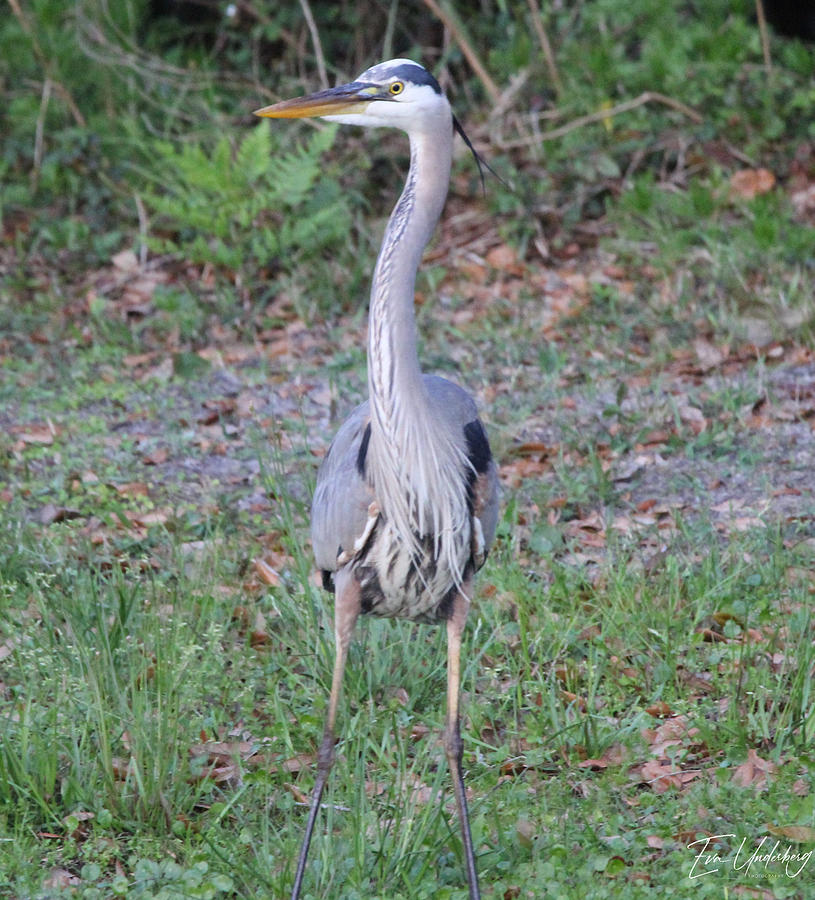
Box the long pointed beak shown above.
[254,82,382,119]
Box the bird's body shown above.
[312,373,496,622]
[255,58,498,900]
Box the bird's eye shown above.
[389,81,404,95]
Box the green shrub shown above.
[138,123,349,281]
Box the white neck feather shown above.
[365,119,471,584]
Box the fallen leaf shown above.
[731,749,776,789]
[579,745,625,770]
[792,778,810,797]
[142,447,169,465]
[254,558,281,587]
[279,752,316,774]
[729,168,776,200]
[765,824,815,843]
[132,509,170,527]
[693,338,727,371]
[639,759,682,793]
[114,481,150,497]
[515,819,536,848]
[17,423,57,445]
[37,504,83,525]
[250,610,270,647]
[485,243,522,273]
[111,249,139,271]
[188,741,254,762]
[43,869,79,890]
[677,403,707,433]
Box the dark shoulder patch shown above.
[463,419,492,474]
[356,421,372,476]
[390,63,442,94]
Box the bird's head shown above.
[254,59,451,133]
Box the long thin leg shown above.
[290,570,361,900]
[445,585,481,900]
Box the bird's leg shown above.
[290,569,361,900]
[445,584,481,900]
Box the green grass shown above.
[2,496,814,898]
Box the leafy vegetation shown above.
[1,0,814,898]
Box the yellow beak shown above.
[253,82,382,119]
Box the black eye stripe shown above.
[386,64,442,94]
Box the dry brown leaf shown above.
[250,610,270,647]
[639,759,700,793]
[791,183,815,222]
[111,249,139,272]
[765,824,815,843]
[511,441,556,458]
[578,745,625,770]
[142,447,169,465]
[189,741,254,762]
[133,509,170,527]
[285,782,309,804]
[110,756,134,781]
[115,481,150,497]
[731,886,775,899]
[677,403,707,433]
[279,752,316,774]
[43,869,80,890]
[693,338,727,371]
[731,749,776,789]
[560,689,587,711]
[500,456,550,486]
[485,243,523,273]
[37,504,83,525]
[254,558,281,587]
[729,168,776,200]
[640,759,682,793]
[191,760,241,785]
[17,423,57,445]
[792,778,810,797]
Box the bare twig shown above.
[497,91,703,149]
[134,194,149,268]
[420,0,501,104]
[490,68,531,119]
[298,0,329,89]
[525,0,563,98]
[32,78,52,192]
[8,0,86,127]
[755,0,773,74]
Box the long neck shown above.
[367,124,453,429]
[364,117,470,580]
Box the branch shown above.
[498,91,703,149]
[420,0,501,104]
[525,0,563,98]
[755,0,773,74]
[298,0,329,89]
[8,0,86,127]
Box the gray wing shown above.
[424,376,500,566]
[310,400,374,575]
[311,374,499,581]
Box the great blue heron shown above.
[255,58,499,900]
